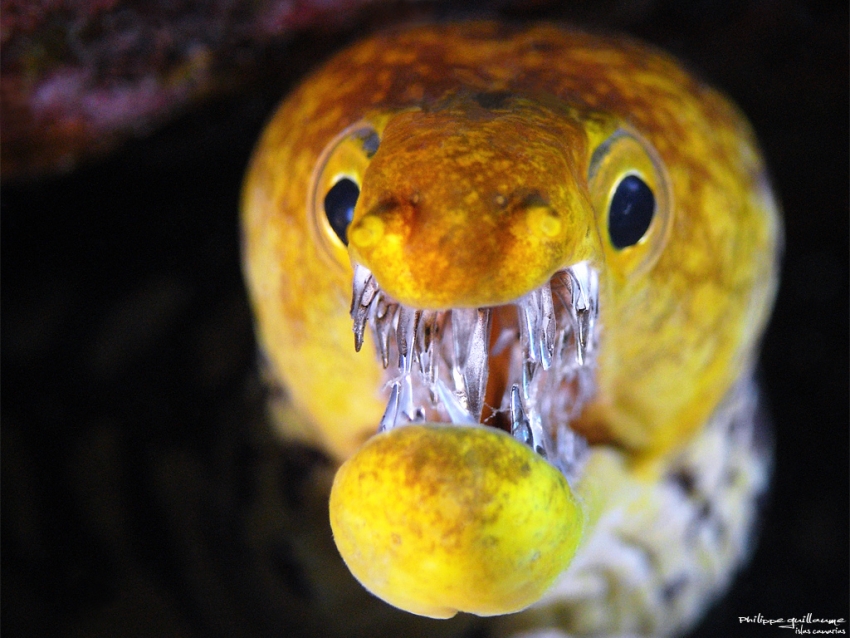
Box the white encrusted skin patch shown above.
[493,379,771,638]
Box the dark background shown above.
[3,1,848,636]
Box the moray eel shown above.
[241,22,780,637]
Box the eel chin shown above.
[329,262,600,617]
[330,424,583,618]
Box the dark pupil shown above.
[324,178,359,245]
[608,174,655,249]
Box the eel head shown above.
[324,94,668,617]
[241,23,779,623]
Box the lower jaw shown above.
[329,420,585,618]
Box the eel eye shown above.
[608,174,655,249]
[589,130,672,276]
[310,122,382,265]
[324,178,360,245]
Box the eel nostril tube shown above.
[527,204,564,239]
[350,214,385,248]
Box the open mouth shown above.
[350,262,599,478]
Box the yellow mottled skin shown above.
[241,21,780,626]
[348,96,599,309]
[330,425,582,618]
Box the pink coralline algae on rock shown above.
[0,0,381,179]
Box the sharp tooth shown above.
[398,354,416,419]
[551,271,574,325]
[510,384,532,445]
[435,379,476,424]
[517,285,555,369]
[418,346,431,380]
[530,419,550,460]
[351,264,374,313]
[417,310,435,353]
[540,283,556,370]
[400,349,412,373]
[574,328,586,366]
[373,301,396,368]
[551,324,569,372]
[568,262,597,313]
[415,311,438,383]
[450,309,473,402]
[396,306,419,360]
[374,294,390,320]
[465,309,492,421]
[353,310,367,352]
[511,384,553,461]
[351,267,378,352]
[378,382,400,432]
[550,282,575,367]
[517,290,540,363]
[427,369,438,406]
[428,313,445,395]
[567,262,599,366]
[530,291,543,363]
[522,357,538,401]
[450,308,492,422]
[415,311,430,366]
[450,357,466,400]
[451,308,476,365]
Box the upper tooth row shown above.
[351,263,598,365]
